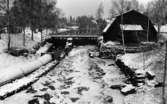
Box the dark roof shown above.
[103,10,157,44]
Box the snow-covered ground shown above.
[120,48,167,104]
[0,46,162,104]
[0,33,40,84]
[119,51,157,71]
[0,52,38,69]
[119,48,165,81]
[0,33,38,70]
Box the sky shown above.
[57,0,154,18]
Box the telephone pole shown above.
[163,41,167,104]
[162,0,166,104]
[121,0,126,54]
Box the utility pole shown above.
[161,0,166,104]
[7,0,10,50]
[163,41,167,104]
[121,0,126,54]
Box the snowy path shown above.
[0,46,160,104]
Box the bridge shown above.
[50,34,99,40]
[49,34,100,46]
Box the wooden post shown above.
[23,28,26,46]
[147,19,149,42]
[162,41,167,104]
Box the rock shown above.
[76,87,89,95]
[40,88,48,91]
[70,97,80,102]
[121,84,136,95]
[61,91,70,95]
[88,49,100,58]
[26,86,37,93]
[48,85,55,90]
[110,84,125,90]
[43,93,52,101]
[155,82,164,88]
[28,98,39,104]
[64,78,74,85]
[146,71,155,80]
[104,96,113,103]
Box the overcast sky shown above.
[57,0,153,18]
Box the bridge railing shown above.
[56,28,101,35]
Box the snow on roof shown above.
[120,24,143,31]
[103,23,111,33]
[103,18,115,33]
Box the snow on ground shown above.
[119,48,167,103]
[0,34,39,71]
[1,33,38,50]
[0,46,162,104]
[119,48,165,81]
[119,50,158,71]
[0,53,38,69]
[0,33,40,68]
[0,33,40,82]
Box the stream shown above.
[0,46,160,104]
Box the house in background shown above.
[103,10,157,46]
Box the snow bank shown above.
[0,54,52,86]
[0,60,58,98]
[119,51,157,71]
[0,53,37,69]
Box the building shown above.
[103,10,157,46]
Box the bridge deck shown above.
[51,34,99,38]
[49,34,99,45]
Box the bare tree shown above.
[6,0,10,50]
[0,0,6,39]
[110,0,129,18]
[96,2,105,33]
[110,0,141,18]
[96,2,104,19]
[130,0,139,11]
[0,0,6,13]
[146,0,167,38]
